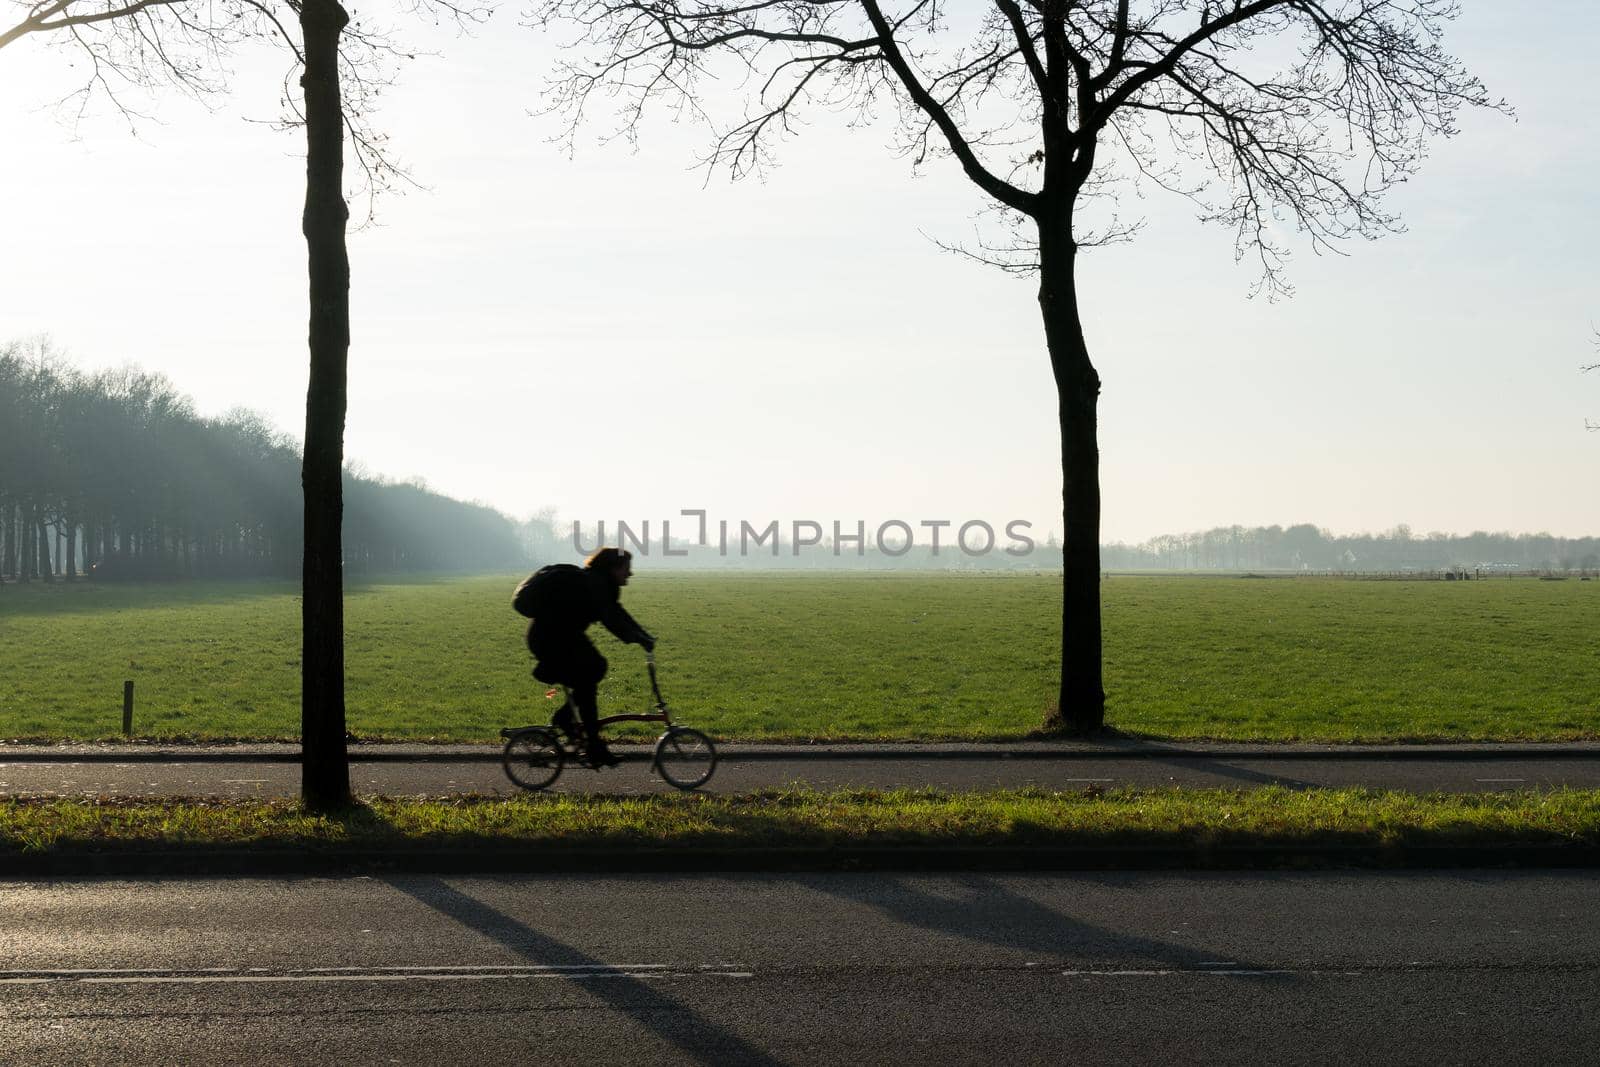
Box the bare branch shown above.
[1091,0,1293,126]
[5,0,492,210]
[530,1,1504,297]
[993,0,1046,98]
[530,0,1040,214]
[1,0,181,47]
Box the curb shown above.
[6,843,1600,877]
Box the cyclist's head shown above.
[584,546,633,586]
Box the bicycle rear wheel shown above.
[502,728,564,791]
[654,727,717,790]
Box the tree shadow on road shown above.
[801,873,1293,983]
[1145,757,1319,790]
[382,875,785,1067]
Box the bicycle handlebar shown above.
[645,648,665,707]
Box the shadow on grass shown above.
[299,791,1515,856]
[4,789,1588,867]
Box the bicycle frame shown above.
[550,651,674,730]
[503,648,717,791]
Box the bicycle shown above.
[499,650,718,791]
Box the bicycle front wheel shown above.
[502,728,564,791]
[654,727,717,790]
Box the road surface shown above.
[3,870,1598,1063]
[2,743,1599,796]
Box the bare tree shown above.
[530,0,1504,732]
[5,0,485,807]
[297,0,356,810]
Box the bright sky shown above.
[2,3,1596,545]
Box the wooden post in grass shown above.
[122,681,133,737]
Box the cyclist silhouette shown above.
[523,546,654,768]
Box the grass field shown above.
[0,572,1594,742]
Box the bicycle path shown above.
[3,741,1600,797]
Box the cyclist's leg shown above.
[569,679,599,753]
[531,631,581,740]
[550,694,578,740]
[568,641,613,764]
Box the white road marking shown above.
[0,964,752,986]
[1062,968,1347,978]
[1190,970,1294,976]
[80,973,682,984]
[1064,970,1188,977]
[300,964,669,972]
[9,968,236,976]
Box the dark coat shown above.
[525,566,652,683]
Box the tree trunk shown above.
[1,503,12,580]
[1037,218,1106,734]
[37,513,53,581]
[64,514,77,579]
[20,507,33,582]
[299,0,353,812]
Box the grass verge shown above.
[4,787,1600,858]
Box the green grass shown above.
[3,787,1599,855]
[0,572,1595,742]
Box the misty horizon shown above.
[8,342,1596,570]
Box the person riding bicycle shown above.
[521,546,654,768]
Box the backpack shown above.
[512,563,584,619]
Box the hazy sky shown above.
[2,3,1596,545]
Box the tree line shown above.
[0,345,524,583]
[1103,524,1600,574]
[518,516,1597,574]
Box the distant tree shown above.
[0,351,18,584]
[531,0,1504,733]
[2,351,524,583]
[1102,523,1600,574]
[520,506,563,565]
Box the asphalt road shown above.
[3,870,1598,1064]
[3,744,1600,796]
